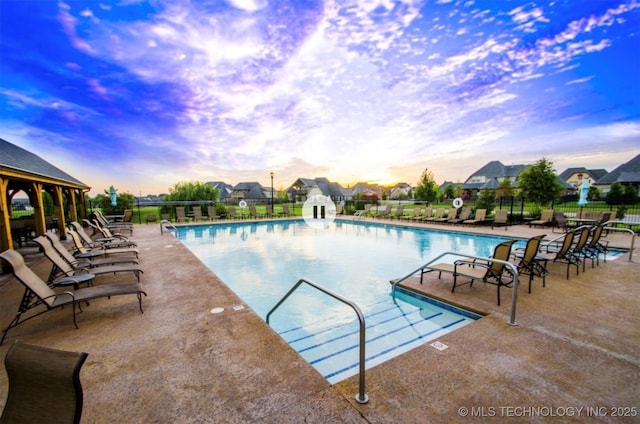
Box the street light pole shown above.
[270,171,274,214]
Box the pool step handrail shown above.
[160,219,177,235]
[266,278,369,404]
[602,220,636,261]
[391,251,520,326]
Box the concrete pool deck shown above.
[0,218,638,423]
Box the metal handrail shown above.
[391,251,520,326]
[159,219,177,235]
[602,221,636,261]
[266,278,369,404]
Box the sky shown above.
[1,0,639,197]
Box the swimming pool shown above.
[173,220,517,383]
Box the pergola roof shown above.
[0,138,89,189]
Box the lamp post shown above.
[270,171,274,212]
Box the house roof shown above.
[462,160,527,190]
[232,182,266,199]
[596,153,640,184]
[207,181,234,199]
[292,177,349,197]
[558,167,608,181]
[0,138,89,188]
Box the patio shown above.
[0,220,638,423]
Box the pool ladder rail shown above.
[266,278,369,404]
[160,219,177,235]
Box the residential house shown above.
[288,177,350,203]
[462,161,528,195]
[558,168,608,193]
[206,181,235,201]
[230,182,267,203]
[388,183,412,200]
[350,182,383,199]
[594,153,640,197]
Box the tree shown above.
[605,182,624,206]
[94,188,135,214]
[476,189,496,214]
[415,168,439,202]
[443,184,455,200]
[516,157,563,206]
[496,179,514,199]
[163,181,219,202]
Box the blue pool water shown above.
[174,220,517,382]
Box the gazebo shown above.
[0,138,90,252]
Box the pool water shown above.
[174,220,515,382]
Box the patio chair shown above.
[433,208,451,223]
[93,210,133,235]
[175,207,190,222]
[72,221,136,249]
[375,205,391,219]
[33,236,143,285]
[227,206,242,219]
[491,209,509,230]
[403,208,421,221]
[463,209,486,225]
[448,207,471,224]
[65,228,139,260]
[583,224,609,267]
[423,208,443,222]
[568,226,592,273]
[248,204,263,219]
[43,231,139,268]
[281,204,293,217]
[193,206,207,221]
[552,211,576,233]
[88,220,138,247]
[1,340,88,423]
[0,249,146,345]
[417,207,433,222]
[424,240,517,305]
[540,230,578,279]
[207,206,220,220]
[390,205,404,220]
[512,234,548,293]
[529,209,554,227]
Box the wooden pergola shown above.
[1,138,91,252]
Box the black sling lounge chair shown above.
[1,340,89,423]
[0,249,146,345]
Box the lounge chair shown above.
[402,208,420,221]
[374,205,391,219]
[417,207,433,222]
[448,207,471,224]
[227,206,242,219]
[175,207,190,222]
[529,209,554,227]
[87,220,138,247]
[433,208,450,223]
[281,204,293,217]
[207,206,220,220]
[0,249,146,345]
[192,207,207,221]
[1,340,89,423]
[390,205,405,220]
[491,209,509,230]
[512,234,548,293]
[93,210,133,235]
[33,236,143,284]
[66,227,139,260]
[71,221,136,249]
[463,209,486,225]
[583,225,609,267]
[425,240,517,305]
[423,208,443,223]
[567,226,592,273]
[44,231,139,268]
[248,204,263,219]
[552,212,576,233]
[540,230,578,279]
